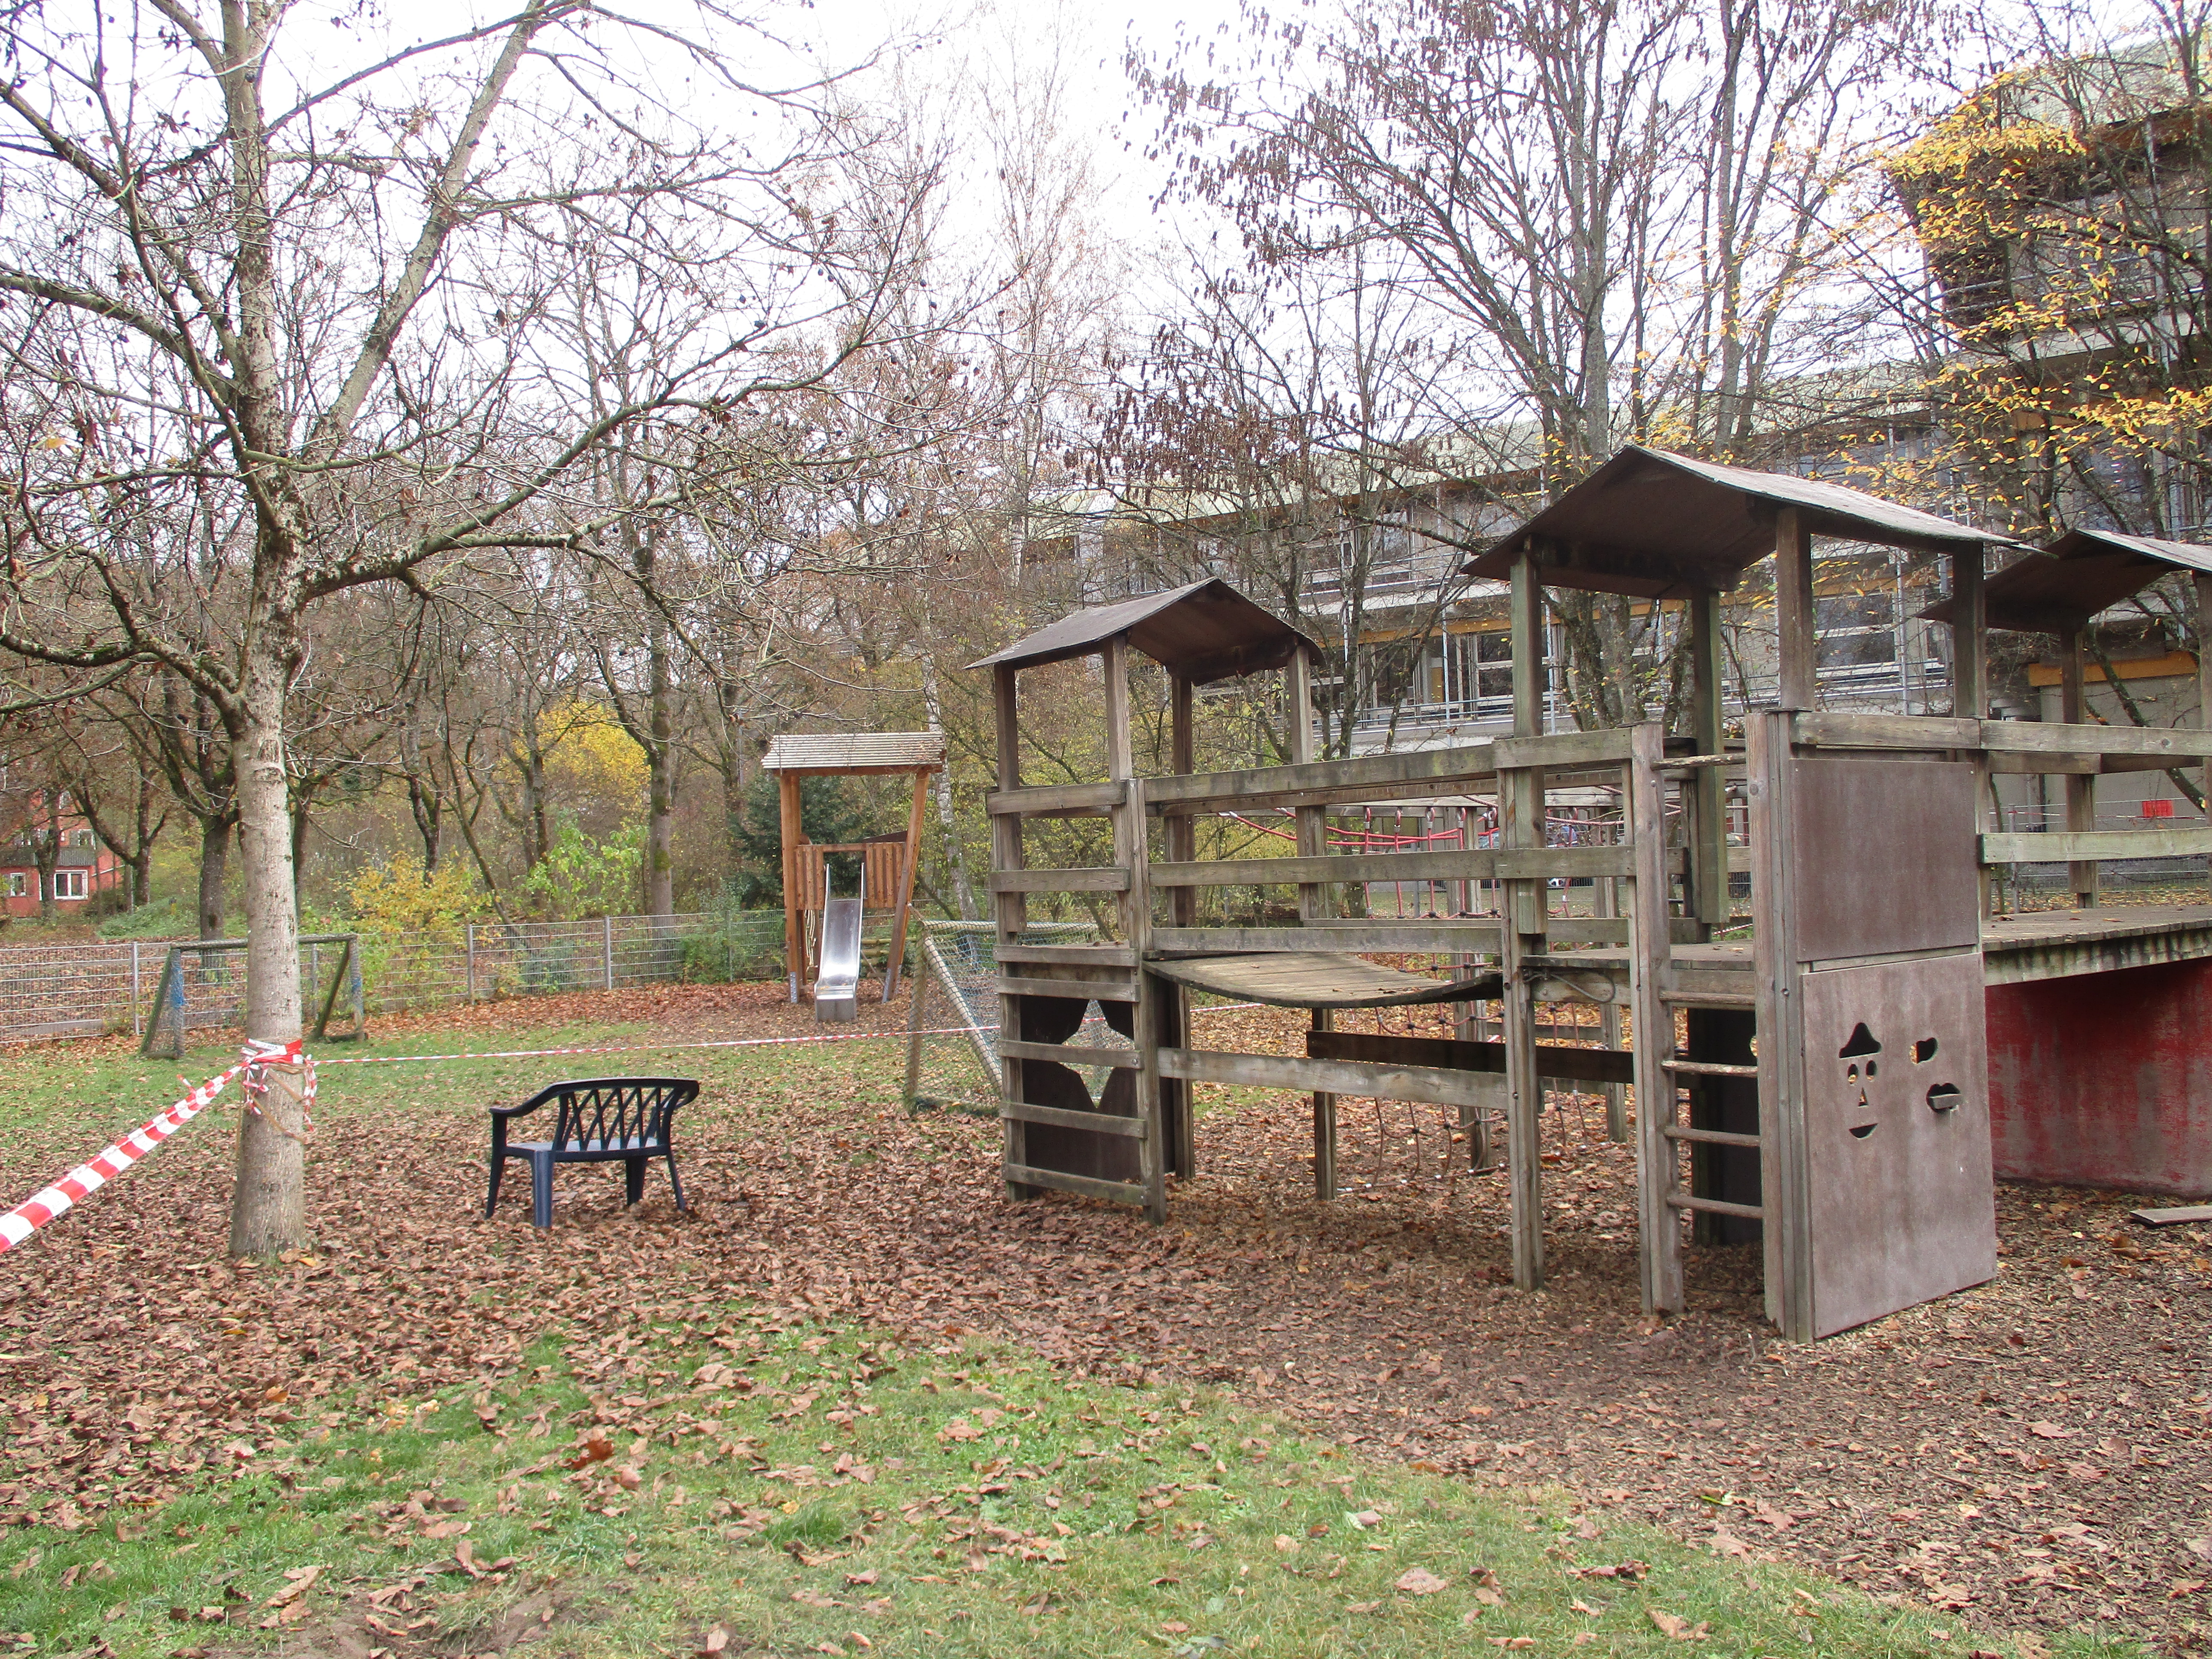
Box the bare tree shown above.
[0,0,929,1255]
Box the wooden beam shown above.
[1147,845,1632,888]
[1000,1100,1147,1135]
[986,866,1132,894]
[1510,548,1546,738]
[988,781,1127,816]
[778,772,806,1002]
[1981,826,2212,863]
[1688,589,1728,932]
[994,944,1138,967]
[1003,1162,1147,1207]
[1311,1008,1337,1200]
[997,1040,1140,1070]
[1748,711,1814,1341]
[1627,723,1683,1315]
[997,973,1138,1001]
[1148,921,1505,956]
[2060,627,2097,908]
[1308,1027,1635,1087]
[883,771,930,999]
[991,661,1031,1201]
[1774,506,1817,711]
[1951,539,1987,720]
[2199,572,2212,817]
[1158,1047,1506,1111]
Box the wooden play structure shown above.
[970,449,2212,1340]
[761,732,945,1007]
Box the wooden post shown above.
[1748,710,1814,1341]
[1773,507,1817,712]
[1288,646,1339,1191]
[1163,673,1196,1177]
[884,769,931,997]
[1595,872,1628,1142]
[778,771,805,1001]
[2060,626,2098,908]
[1688,589,1728,933]
[991,662,1033,1200]
[2195,572,2212,823]
[1310,1007,1337,1200]
[1951,539,1987,723]
[1627,722,1682,1315]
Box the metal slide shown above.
[811,861,865,1022]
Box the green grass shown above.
[0,1015,2148,1658]
[0,1313,2130,1659]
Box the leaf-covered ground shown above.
[0,983,2203,1655]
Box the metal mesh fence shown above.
[0,909,821,1047]
[901,921,1115,1114]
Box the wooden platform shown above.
[1981,903,2212,984]
[1146,951,1501,1009]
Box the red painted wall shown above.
[1986,960,2212,1198]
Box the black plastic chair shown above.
[486,1077,699,1228]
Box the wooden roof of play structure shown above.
[1921,527,2212,634]
[968,578,1319,684]
[762,732,945,775]
[1462,444,2017,597]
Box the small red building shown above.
[0,795,125,918]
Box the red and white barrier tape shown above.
[0,1039,308,1255]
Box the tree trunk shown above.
[133,774,158,907]
[198,813,232,940]
[228,618,307,1260]
[921,658,977,920]
[644,623,675,916]
[31,797,59,923]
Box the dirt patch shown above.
[0,985,2205,1652]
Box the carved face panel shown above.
[1802,954,1996,1337]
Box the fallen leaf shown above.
[2027,1422,2078,1440]
[1649,1609,1709,1641]
[1345,1600,1382,1614]
[1395,1567,1448,1595]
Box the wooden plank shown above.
[1152,849,1494,887]
[997,1040,1140,1070]
[1309,1027,1635,1087]
[1983,721,2212,760]
[1663,1124,1763,1149]
[999,1102,1147,1137]
[1495,845,1634,880]
[1775,507,1817,711]
[987,866,1130,893]
[1158,1047,1505,1110]
[1143,741,1499,808]
[1493,728,1635,769]
[992,661,1031,1202]
[1149,922,1505,956]
[1749,710,1814,1342]
[1627,722,1683,1316]
[1003,1161,1146,1206]
[1667,1192,1766,1221]
[1546,918,1629,945]
[998,974,1137,1001]
[1793,712,1983,750]
[2131,1203,2212,1226]
[1981,828,2212,863]
[994,943,1137,967]
[987,780,1126,815]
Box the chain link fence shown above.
[0,908,871,1046]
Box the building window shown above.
[72,829,95,848]
[53,869,87,900]
[4,873,23,898]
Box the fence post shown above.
[130,941,142,1038]
[603,916,615,991]
[465,923,476,1002]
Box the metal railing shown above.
[0,908,874,1048]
